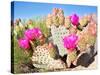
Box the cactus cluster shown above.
[46,8,65,28]
[16,8,97,70]
[46,8,97,68]
[78,15,88,30]
[78,19,96,51]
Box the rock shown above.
[73,44,97,67]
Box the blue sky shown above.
[11,1,97,21]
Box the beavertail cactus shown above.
[77,32,88,52]
[58,13,65,25]
[31,44,66,70]
[45,8,97,68]
[67,50,77,67]
[86,21,96,46]
[58,8,64,15]
[52,15,59,26]
[48,42,59,59]
[52,8,59,26]
[63,34,78,67]
[15,18,25,31]
[50,25,69,56]
[14,25,20,35]
[18,38,30,50]
[69,26,77,34]
[46,8,65,27]
[64,16,71,29]
[38,34,46,45]
[27,19,34,29]
[46,14,52,28]
[78,20,96,52]
[79,16,88,30]
[58,8,65,25]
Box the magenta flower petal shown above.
[71,14,79,26]
[31,28,42,39]
[24,28,42,41]
[63,34,78,50]
[18,38,30,49]
[24,29,35,41]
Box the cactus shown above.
[46,8,65,27]
[48,42,59,59]
[69,26,77,34]
[19,22,25,30]
[58,14,65,25]
[66,50,77,67]
[58,8,64,15]
[31,44,66,70]
[58,8,65,25]
[38,34,46,45]
[64,16,71,29]
[63,33,78,67]
[50,25,69,56]
[87,35,96,46]
[86,20,96,46]
[52,15,59,27]
[51,8,60,26]
[78,20,97,52]
[79,17,88,30]
[14,25,20,34]
[46,14,52,28]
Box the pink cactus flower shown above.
[24,29,35,41]
[63,34,78,52]
[31,28,42,39]
[71,14,79,26]
[24,28,42,40]
[18,38,30,49]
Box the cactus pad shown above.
[31,44,66,70]
[50,25,69,56]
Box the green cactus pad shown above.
[50,25,69,56]
[67,50,77,63]
[31,45,66,70]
